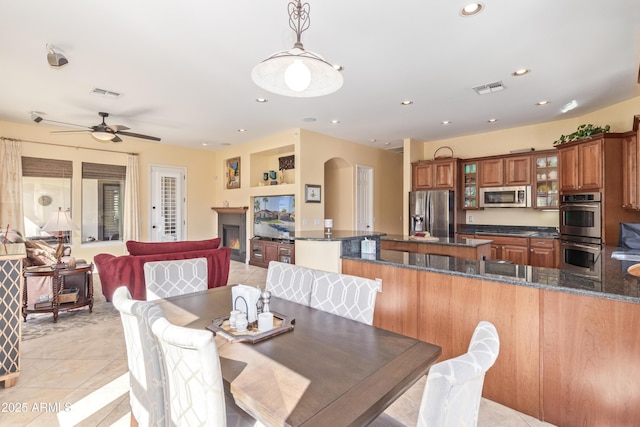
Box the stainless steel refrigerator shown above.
[409,190,455,237]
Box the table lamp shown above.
[42,207,79,264]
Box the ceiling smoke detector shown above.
[472,81,505,95]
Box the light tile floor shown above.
[1,261,555,426]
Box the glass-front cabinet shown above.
[534,153,558,208]
[462,161,479,209]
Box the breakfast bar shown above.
[381,234,493,260]
[341,247,640,427]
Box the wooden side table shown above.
[22,263,94,322]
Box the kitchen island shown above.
[381,234,493,260]
[294,230,385,273]
[342,248,640,427]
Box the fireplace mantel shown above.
[211,206,249,214]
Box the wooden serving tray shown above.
[206,312,295,344]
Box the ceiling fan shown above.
[48,112,161,142]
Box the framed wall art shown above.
[305,184,321,203]
[226,157,241,189]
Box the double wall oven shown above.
[559,192,602,277]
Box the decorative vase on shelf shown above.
[263,172,269,182]
[279,168,286,184]
[269,170,277,180]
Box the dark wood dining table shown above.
[156,285,442,427]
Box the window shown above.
[82,162,126,243]
[21,157,73,242]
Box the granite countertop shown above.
[459,225,559,238]
[343,246,640,304]
[294,230,386,241]
[382,234,493,247]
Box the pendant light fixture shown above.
[251,1,343,97]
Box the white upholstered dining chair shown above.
[417,320,500,427]
[112,286,169,427]
[310,270,380,325]
[143,257,207,301]
[265,261,315,305]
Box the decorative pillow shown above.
[126,238,221,256]
[24,240,57,266]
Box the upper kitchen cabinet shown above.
[412,158,458,191]
[557,139,602,192]
[462,161,479,209]
[479,155,531,187]
[533,152,559,209]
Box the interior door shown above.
[150,165,186,242]
[356,165,374,231]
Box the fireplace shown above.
[213,207,247,263]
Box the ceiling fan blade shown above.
[40,118,91,129]
[111,136,123,143]
[117,130,161,141]
[108,124,130,132]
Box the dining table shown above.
[155,285,442,427]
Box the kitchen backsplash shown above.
[466,208,558,227]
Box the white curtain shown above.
[0,139,24,234]
[123,154,139,242]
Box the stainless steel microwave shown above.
[479,186,531,208]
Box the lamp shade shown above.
[251,48,343,97]
[42,208,79,232]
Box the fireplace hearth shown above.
[213,207,248,262]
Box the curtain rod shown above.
[0,136,138,156]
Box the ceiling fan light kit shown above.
[251,0,343,97]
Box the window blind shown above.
[82,162,126,180]
[22,157,72,178]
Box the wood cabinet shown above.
[479,155,531,187]
[529,238,558,268]
[557,138,603,191]
[461,161,480,209]
[412,158,457,190]
[249,238,295,268]
[485,235,529,265]
[532,152,559,209]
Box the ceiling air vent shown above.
[386,146,404,154]
[91,87,121,98]
[472,81,505,95]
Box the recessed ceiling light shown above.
[238,129,247,132]
[460,3,484,16]
[370,139,377,143]
[256,98,268,103]
[401,100,413,106]
[331,119,340,124]
[201,142,208,146]
[536,100,550,106]
[488,118,498,123]
[441,120,452,125]
[512,68,530,77]
[384,142,391,146]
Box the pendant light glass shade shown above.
[251,1,343,97]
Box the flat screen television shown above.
[253,194,295,240]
